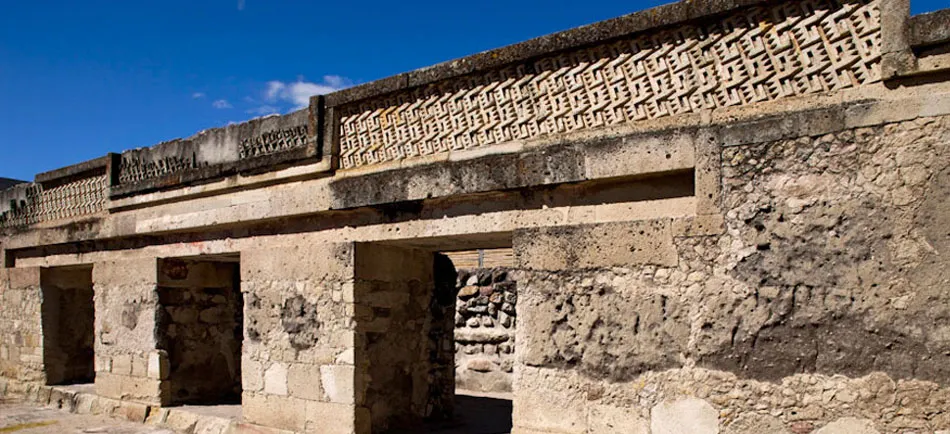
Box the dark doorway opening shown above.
[157,255,243,406]
[370,245,514,434]
[41,265,95,386]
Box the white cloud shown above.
[264,76,354,109]
[237,0,245,10]
[192,92,206,99]
[212,99,233,109]
[246,105,280,116]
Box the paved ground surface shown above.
[0,399,172,434]
[0,391,512,434]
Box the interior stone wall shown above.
[353,244,435,433]
[156,259,242,405]
[41,266,94,385]
[511,115,950,434]
[425,254,458,420]
[453,267,517,393]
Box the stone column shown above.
[0,267,44,383]
[92,258,167,405]
[511,220,680,434]
[241,243,362,434]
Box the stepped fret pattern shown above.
[0,175,108,229]
[338,0,882,169]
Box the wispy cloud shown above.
[212,99,233,109]
[263,75,354,109]
[246,105,280,116]
[237,0,245,11]
[192,92,206,99]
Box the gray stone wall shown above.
[454,268,516,393]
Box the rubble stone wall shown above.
[453,267,517,393]
[512,114,950,434]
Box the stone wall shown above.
[92,259,166,406]
[156,259,242,405]
[240,244,361,434]
[0,268,43,383]
[454,267,517,393]
[511,114,950,433]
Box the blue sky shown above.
[0,0,945,181]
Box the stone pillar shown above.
[92,258,167,405]
[511,220,679,434]
[352,243,434,433]
[241,243,438,434]
[241,243,362,434]
[0,267,44,383]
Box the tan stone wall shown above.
[0,268,44,383]
[92,259,165,405]
[240,244,361,434]
[511,115,950,433]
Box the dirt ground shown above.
[0,399,172,434]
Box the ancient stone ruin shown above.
[1,0,950,432]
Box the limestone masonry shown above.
[1,0,950,433]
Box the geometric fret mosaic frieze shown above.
[338,0,881,169]
[0,175,107,229]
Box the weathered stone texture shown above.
[93,259,165,405]
[241,244,358,433]
[0,268,44,382]
[512,115,950,433]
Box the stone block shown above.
[264,363,288,396]
[588,405,649,434]
[242,357,263,392]
[515,220,677,271]
[512,367,587,434]
[243,393,308,433]
[131,354,148,377]
[288,363,323,401]
[242,244,353,283]
[94,372,164,405]
[304,401,358,434]
[147,351,169,380]
[320,365,355,404]
[651,398,719,434]
[723,413,790,434]
[111,354,132,376]
[7,267,40,290]
[815,417,879,434]
[162,408,200,433]
[93,259,158,286]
